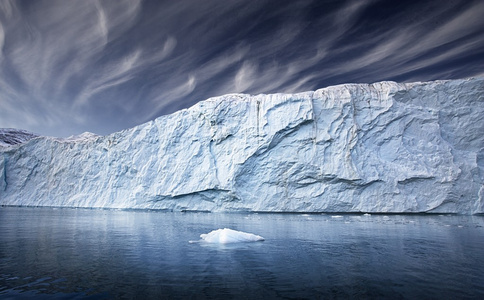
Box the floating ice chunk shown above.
[199,228,264,244]
[331,215,343,218]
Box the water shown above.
[1,207,483,299]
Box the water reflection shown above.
[1,208,483,299]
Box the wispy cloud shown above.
[0,0,482,136]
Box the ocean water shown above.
[0,207,483,299]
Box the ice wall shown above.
[1,78,483,214]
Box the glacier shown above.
[1,78,483,214]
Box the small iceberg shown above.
[194,228,264,244]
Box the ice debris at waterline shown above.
[1,78,484,214]
[193,228,265,244]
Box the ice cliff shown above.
[1,78,483,214]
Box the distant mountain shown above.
[1,78,483,214]
[0,128,39,148]
[0,129,101,148]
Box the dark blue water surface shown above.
[1,207,483,299]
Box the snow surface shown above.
[1,78,483,214]
[61,132,101,142]
[199,228,264,244]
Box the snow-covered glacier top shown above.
[1,78,483,214]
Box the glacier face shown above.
[1,78,483,214]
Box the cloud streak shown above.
[0,0,482,136]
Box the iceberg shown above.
[1,78,483,214]
[199,228,264,244]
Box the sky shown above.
[0,0,483,137]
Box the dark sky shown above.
[0,0,483,137]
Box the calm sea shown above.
[0,207,483,299]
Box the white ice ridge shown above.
[199,228,265,244]
[1,78,483,214]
